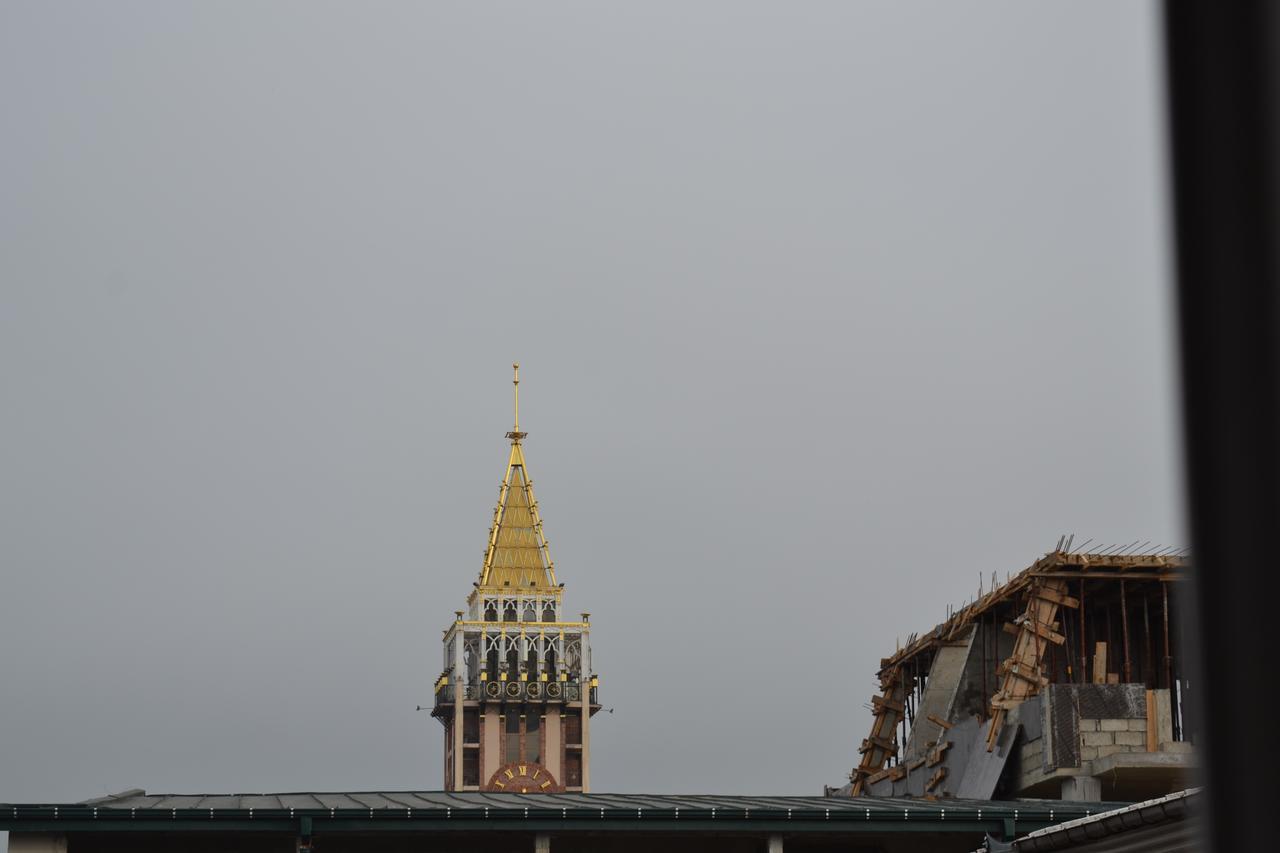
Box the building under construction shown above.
[835,541,1194,804]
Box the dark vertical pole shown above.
[1046,624,1055,684]
[1143,592,1154,687]
[1161,582,1173,691]
[1079,579,1087,684]
[990,610,998,713]
[1105,605,1114,681]
[1164,5,1280,846]
[1062,597,1075,684]
[1120,581,1132,683]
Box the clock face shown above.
[485,761,561,793]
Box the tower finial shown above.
[507,362,526,444]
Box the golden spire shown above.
[506,362,526,444]
[479,364,555,591]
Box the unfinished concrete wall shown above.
[950,621,1015,722]
[902,622,1017,761]
[903,627,976,760]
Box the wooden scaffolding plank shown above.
[850,665,905,796]
[926,713,952,731]
[985,578,1068,751]
[871,694,905,713]
[926,740,952,768]
[1030,586,1080,609]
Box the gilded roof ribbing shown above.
[478,444,556,591]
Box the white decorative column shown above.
[452,618,465,789]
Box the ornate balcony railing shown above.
[433,678,595,709]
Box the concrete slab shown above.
[903,627,976,759]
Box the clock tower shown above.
[432,365,601,792]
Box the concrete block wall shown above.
[1015,710,1171,793]
[1017,736,1045,791]
[1007,687,1190,798]
[1077,717,1148,760]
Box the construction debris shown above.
[839,541,1193,803]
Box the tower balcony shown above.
[432,677,599,714]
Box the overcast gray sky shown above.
[0,1,1176,801]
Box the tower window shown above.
[462,750,479,787]
[526,713,541,764]
[543,602,556,622]
[463,709,479,743]
[564,709,582,746]
[565,752,582,787]
[505,713,521,764]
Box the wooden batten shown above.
[926,713,953,731]
[1092,642,1108,684]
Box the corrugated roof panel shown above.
[375,792,422,809]
[523,792,595,809]
[572,793,642,809]
[277,793,328,810]
[106,795,164,809]
[392,792,448,809]
[239,795,286,810]
[149,795,204,809]
[428,791,490,809]
[601,794,684,809]
[197,796,246,810]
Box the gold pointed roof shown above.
[477,364,558,592]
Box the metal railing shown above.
[434,678,594,708]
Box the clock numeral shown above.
[504,768,515,780]
[539,780,552,789]
[494,780,506,789]
[519,765,527,775]
[532,769,542,779]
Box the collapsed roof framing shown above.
[849,544,1190,796]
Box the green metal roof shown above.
[1,790,1124,838]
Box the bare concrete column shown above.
[7,834,68,853]
[534,832,551,853]
[544,705,562,780]
[451,696,464,788]
[1061,775,1101,801]
[482,708,502,780]
[767,833,784,853]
